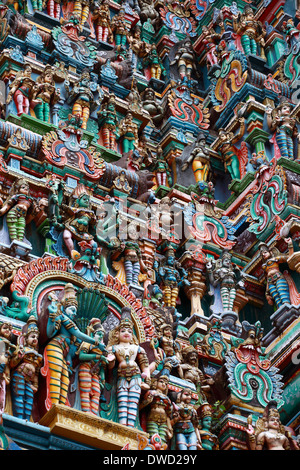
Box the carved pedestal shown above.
[39,405,149,450]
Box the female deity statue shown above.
[10,316,43,420]
[181,133,210,183]
[201,25,222,68]
[258,238,295,308]
[143,44,166,81]
[0,321,15,414]
[62,184,97,257]
[32,65,60,123]
[66,69,100,130]
[106,307,151,427]
[247,401,298,450]
[91,0,113,43]
[233,6,266,57]
[0,178,40,243]
[7,64,35,116]
[265,99,299,161]
[172,388,202,450]
[140,372,173,446]
[98,94,119,151]
[215,118,247,180]
[198,402,219,450]
[77,318,108,415]
[42,284,105,409]
[206,250,245,312]
[118,112,139,154]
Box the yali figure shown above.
[106,307,151,428]
[10,316,42,420]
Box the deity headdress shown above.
[61,283,78,309]
[198,402,212,420]
[24,315,39,337]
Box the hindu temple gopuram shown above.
[0,0,299,452]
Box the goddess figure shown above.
[0,178,40,243]
[172,388,202,450]
[0,321,15,414]
[42,284,104,409]
[233,6,266,57]
[181,133,210,183]
[266,99,299,161]
[247,401,298,450]
[140,372,173,446]
[118,112,139,154]
[7,64,35,116]
[259,238,295,308]
[198,402,219,450]
[10,316,42,420]
[77,318,108,415]
[32,65,60,123]
[98,94,119,151]
[106,307,150,427]
[62,184,97,257]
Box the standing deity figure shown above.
[259,238,295,308]
[66,69,101,130]
[0,178,40,243]
[72,0,92,29]
[247,401,298,450]
[172,388,202,450]
[98,94,119,151]
[233,6,266,57]
[77,318,108,415]
[91,1,113,43]
[181,133,210,183]
[158,247,190,308]
[7,64,35,116]
[198,402,219,450]
[127,27,150,71]
[0,321,15,415]
[143,44,166,81]
[206,250,245,312]
[171,39,197,82]
[31,65,60,123]
[201,25,222,68]
[157,323,182,373]
[141,88,164,126]
[62,184,97,257]
[118,112,139,154]
[265,99,299,161]
[46,0,61,19]
[106,307,151,428]
[140,372,173,446]
[31,0,43,10]
[178,345,213,404]
[10,316,42,420]
[111,9,129,46]
[149,146,172,187]
[215,118,247,180]
[42,284,104,409]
